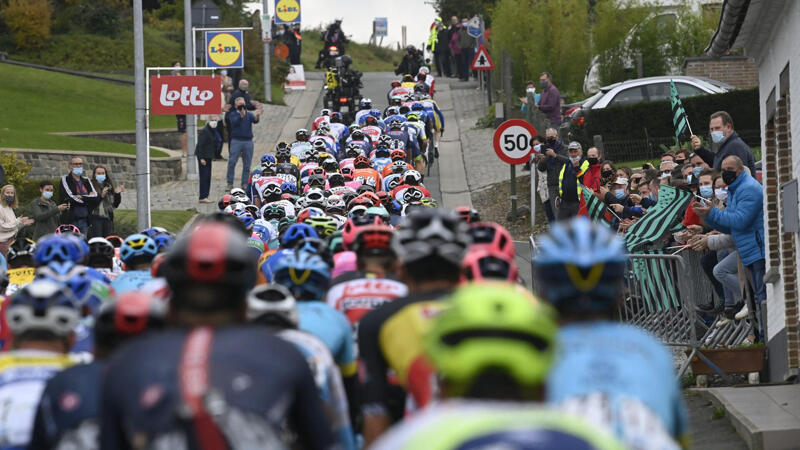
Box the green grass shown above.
[0,64,171,157]
[300,35,404,72]
[114,209,197,236]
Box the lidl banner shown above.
[275,0,301,24]
[205,31,244,68]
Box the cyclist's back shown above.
[297,301,356,372]
[326,271,408,327]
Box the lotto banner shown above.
[150,76,221,115]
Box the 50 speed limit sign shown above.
[492,119,538,165]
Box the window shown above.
[608,86,646,106]
[675,83,706,98]
[645,83,670,102]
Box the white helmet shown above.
[6,280,80,338]
[247,284,299,327]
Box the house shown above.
[707,0,799,382]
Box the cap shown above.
[612,177,628,186]
[568,141,582,150]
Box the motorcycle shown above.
[323,56,363,124]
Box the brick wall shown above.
[683,56,759,89]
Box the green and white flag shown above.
[670,79,692,141]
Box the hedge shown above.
[584,87,761,147]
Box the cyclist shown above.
[534,217,689,449]
[100,220,334,449]
[358,208,471,445]
[0,281,79,448]
[354,98,374,124]
[249,284,356,450]
[29,291,167,450]
[373,282,624,450]
[110,234,158,293]
[86,237,119,280]
[386,120,419,165]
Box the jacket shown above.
[29,198,61,240]
[538,84,562,126]
[435,28,449,53]
[704,171,764,265]
[195,125,219,160]
[694,132,756,176]
[59,174,98,221]
[582,164,603,192]
[558,158,589,203]
[457,28,475,49]
[427,25,438,52]
[88,183,121,220]
[537,141,566,187]
[0,205,21,243]
[449,30,460,54]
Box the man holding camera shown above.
[224,96,262,191]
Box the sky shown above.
[244,0,438,49]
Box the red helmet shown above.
[341,215,379,251]
[391,80,401,88]
[468,222,514,259]
[354,155,372,169]
[376,190,391,208]
[461,247,519,283]
[355,192,380,207]
[390,149,406,162]
[218,194,233,211]
[352,224,395,256]
[456,206,481,224]
[94,291,167,347]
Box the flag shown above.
[624,185,693,253]
[578,184,613,227]
[628,250,682,312]
[670,79,691,141]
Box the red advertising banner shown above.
[150,76,221,115]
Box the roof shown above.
[706,0,789,59]
[705,0,751,57]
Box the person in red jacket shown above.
[582,146,604,192]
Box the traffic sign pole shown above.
[493,118,539,222]
[262,3,272,103]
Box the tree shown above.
[1,0,53,50]
[435,0,498,26]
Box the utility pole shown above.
[503,50,517,221]
[133,0,150,230]
[262,0,272,103]
[184,0,198,180]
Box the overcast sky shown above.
[245,0,438,49]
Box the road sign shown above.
[493,119,538,165]
[151,76,221,115]
[191,0,220,27]
[467,15,482,38]
[274,43,289,59]
[274,0,301,24]
[205,31,244,68]
[374,17,388,37]
[471,44,494,71]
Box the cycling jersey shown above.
[373,401,624,450]
[110,270,153,294]
[358,289,451,418]
[29,362,103,450]
[100,327,334,449]
[547,322,689,450]
[297,302,357,378]
[276,328,355,450]
[0,350,75,448]
[325,272,408,336]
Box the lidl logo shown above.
[275,0,301,24]
[205,31,244,68]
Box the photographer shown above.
[88,165,123,238]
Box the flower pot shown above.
[688,347,766,375]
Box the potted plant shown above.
[688,344,766,376]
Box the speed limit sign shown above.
[492,119,538,165]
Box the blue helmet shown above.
[6,280,80,337]
[532,217,628,314]
[281,223,319,248]
[235,210,255,230]
[120,234,158,265]
[65,266,112,314]
[34,235,85,265]
[141,227,168,239]
[280,182,297,195]
[261,154,277,164]
[272,251,331,301]
[153,234,174,253]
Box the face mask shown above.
[533,144,542,153]
[540,80,548,89]
[722,169,738,185]
[3,196,13,204]
[72,167,83,176]
[526,88,536,94]
[546,137,556,145]
[602,170,614,178]
[661,172,671,179]
[96,175,106,183]
[587,157,599,165]
[715,188,728,201]
[462,21,468,26]
[569,156,580,163]
[699,185,713,198]
[614,189,626,200]
[686,175,693,183]
[692,166,703,177]
[711,130,725,144]
[43,191,53,199]
[220,70,228,76]
[208,120,218,128]
[241,86,249,91]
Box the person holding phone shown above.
[29,181,68,241]
[88,165,123,238]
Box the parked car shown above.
[561,75,732,141]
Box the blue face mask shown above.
[615,189,626,200]
[711,130,725,144]
[699,185,713,198]
[692,166,703,177]
[648,192,656,202]
[43,191,53,200]
[96,175,106,183]
[72,167,83,177]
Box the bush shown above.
[2,0,53,50]
[76,2,120,37]
[0,153,32,188]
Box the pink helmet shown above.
[332,251,358,278]
[460,247,519,283]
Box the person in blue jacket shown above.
[693,155,765,340]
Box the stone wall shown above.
[0,149,182,187]
[52,129,182,150]
[683,56,759,89]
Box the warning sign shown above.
[471,44,494,71]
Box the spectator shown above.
[447,17,460,78]
[556,141,587,220]
[220,69,234,104]
[196,116,222,203]
[599,161,616,187]
[0,185,32,256]
[456,18,476,81]
[693,155,765,339]
[691,111,757,175]
[674,149,691,166]
[228,79,259,111]
[582,146,604,192]
[604,177,645,222]
[29,181,68,241]
[59,156,98,235]
[434,22,450,77]
[629,171,643,194]
[537,72,562,127]
[537,128,566,220]
[659,160,676,185]
[226,96,263,191]
[394,46,423,76]
[616,166,632,180]
[520,80,541,114]
[661,152,675,164]
[640,170,661,208]
[88,165,123,239]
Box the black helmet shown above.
[295,129,310,141]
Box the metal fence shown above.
[598,129,762,163]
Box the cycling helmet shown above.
[312,139,328,153]
[359,98,373,109]
[252,220,277,244]
[386,174,403,191]
[393,208,470,266]
[425,282,557,396]
[364,116,378,126]
[295,128,310,141]
[329,112,343,123]
[105,235,123,248]
[320,108,331,116]
[376,191,392,209]
[304,215,339,238]
[377,135,392,146]
[94,291,167,350]
[399,105,411,115]
[325,195,346,215]
[272,251,331,301]
[456,206,481,224]
[345,145,362,159]
[321,158,339,173]
[303,190,326,211]
[461,248,519,282]
[7,280,80,338]
[356,179,376,191]
[141,227,168,239]
[293,237,334,267]
[389,119,403,130]
[340,167,355,181]
[317,122,331,134]
[261,153,277,165]
[386,106,400,116]
[281,183,298,195]
[87,237,114,262]
[348,205,368,217]
[7,238,35,262]
[341,215,378,251]
[406,112,421,122]
[390,150,407,162]
[218,194,233,211]
[247,284,299,327]
[230,188,249,203]
[402,186,425,204]
[120,234,158,265]
[391,80,401,88]
[365,206,390,224]
[403,170,422,185]
[413,83,427,94]
[277,216,296,235]
[34,234,84,265]
[308,174,327,189]
[243,204,260,219]
[55,224,81,236]
[351,130,365,141]
[327,231,345,254]
[469,222,515,260]
[351,224,394,257]
[419,197,439,208]
[281,223,319,248]
[261,204,287,221]
[347,195,373,211]
[260,182,283,203]
[276,147,292,163]
[328,173,346,189]
[354,155,372,169]
[261,161,277,176]
[532,217,628,314]
[410,102,425,111]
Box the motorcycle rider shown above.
[316,18,348,69]
[395,46,424,77]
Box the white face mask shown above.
[714,188,728,201]
[526,88,536,94]
[208,121,218,128]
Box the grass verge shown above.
[300,34,403,73]
[113,209,197,236]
